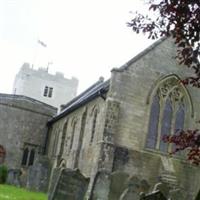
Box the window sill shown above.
[143,147,186,162]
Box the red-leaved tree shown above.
[128,0,200,165]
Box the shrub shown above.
[0,165,8,184]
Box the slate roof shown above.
[0,93,56,110]
[48,78,110,125]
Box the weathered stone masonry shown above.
[46,38,200,199]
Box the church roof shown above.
[48,37,167,125]
[112,37,167,72]
[0,93,57,116]
[48,78,110,124]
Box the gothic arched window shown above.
[146,76,192,153]
[90,109,98,143]
[69,119,77,150]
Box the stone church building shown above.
[1,37,200,199]
[46,38,200,199]
[0,94,56,169]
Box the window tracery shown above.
[146,76,191,153]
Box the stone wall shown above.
[47,96,107,177]
[47,38,200,199]
[107,38,200,199]
[0,94,56,169]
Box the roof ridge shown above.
[61,78,104,110]
[112,37,167,72]
[48,79,110,124]
[0,93,57,110]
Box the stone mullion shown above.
[26,147,31,167]
[168,98,177,153]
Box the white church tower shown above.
[13,63,78,109]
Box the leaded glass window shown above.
[160,98,172,152]
[146,95,160,149]
[146,77,190,153]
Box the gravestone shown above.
[90,170,111,200]
[119,176,141,200]
[152,182,170,199]
[26,157,50,192]
[7,169,21,186]
[48,168,89,200]
[108,171,129,200]
[48,167,61,199]
[142,191,167,200]
[169,189,185,200]
[108,172,150,200]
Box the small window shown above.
[21,148,29,166]
[28,149,35,166]
[48,87,53,97]
[21,145,37,167]
[43,86,48,97]
[43,86,53,98]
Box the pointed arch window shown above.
[90,109,98,143]
[69,120,77,150]
[146,77,191,153]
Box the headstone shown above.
[48,168,89,200]
[7,169,21,186]
[119,176,141,200]
[108,172,150,200]
[169,189,185,200]
[90,170,111,200]
[27,156,50,192]
[108,171,129,200]
[152,182,170,198]
[142,191,167,200]
[48,167,61,199]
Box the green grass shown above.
[0,184,47,200]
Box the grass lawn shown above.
[0,184,47,200]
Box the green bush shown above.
[0,165,8,184]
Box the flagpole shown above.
[32,38,37,69]
[32,38,47,69]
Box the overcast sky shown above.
[0,0,154,94]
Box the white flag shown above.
[38,40,47,47]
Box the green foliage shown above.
[0,165,8,184]
[0,184,47,200]
[195,190,200,200]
